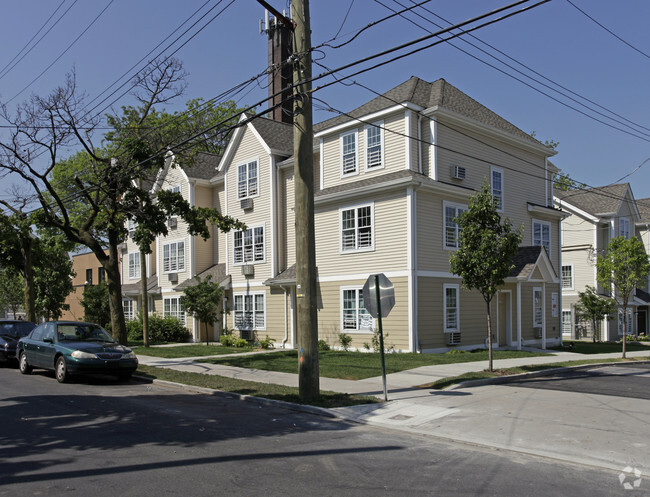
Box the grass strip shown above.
[133,344,254,358]
[200,349,548,380]
[552,341,650,354]
[135,364,379,408]
[422,356,650,390]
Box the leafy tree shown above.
[596,236,650,358]
[449,182,522,371]
[81,281,111,328]
[575,286,617,342]
[180,275,224,346]
[33,241,74,320]
[0,269,25,318]
[552,171,586,192]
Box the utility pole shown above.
[291,0,319,401]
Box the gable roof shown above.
[636,197,650,223]
[174,263,231,290]
[250,115,293,153]
[313,77,542,146]
[185,152,221,180]
[555,183,634,218]
[508,245,557,282]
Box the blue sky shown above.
[1,0,649,199]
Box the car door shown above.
[29,323,56,368]
[22,324,45,367]
[39,323,58,370]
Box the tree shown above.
[81,282,111,329]
[575,286,617,342]
[552,171,586,192]
[180,275,224,346]
[0,60,244,345]
[0,269,25,318]
[449,182,522,371]
[596,236,650,358]
[33,240,74,320]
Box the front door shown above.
[638,310,647,336]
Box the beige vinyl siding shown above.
[158,235,191,290]
[419,119,431,177]
[280,168,295,270]
[316,277,410,352]
[193,185,214,273]
[264,287,289,344]
[314,190,408,276]
[213,185,226,264]
[561,212,593,248]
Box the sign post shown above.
[362,273,395,401]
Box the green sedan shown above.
[17,321,138,383]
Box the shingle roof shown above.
[555,183,630,217]
[249,115,293,153]
[263,264,296,286]
[174,263,230,290]
[315,169,430,198]
[121,275,161,296]
[314,77,541,145]
[184,152,221,180]
[509,246,544,279]
[636,197,650,223]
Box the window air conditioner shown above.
[168,217,177,229]
[446,332,461,345]
[241,264,255,277]
[534,327,543,339]
[240,198,253,210]
[451,165,466,180]
[168,273,178,283]
[240,329,254,341]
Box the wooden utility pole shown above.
[291,0,319,401]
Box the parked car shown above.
[17,321,138,383]
[0,320,36,365]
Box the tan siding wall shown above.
[213,185,226,264]
[193,185,214,274]
[280,168,295,270]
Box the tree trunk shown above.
[140,250,149,347]
[21,236,36,323]
[622,305,627,359]
[486,300,493,372]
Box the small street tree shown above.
[596,236,650,358]
[33,240,74,320]
[180,275,224,346]
[575,286,617,343]
[0,269,25,318]
[81,282,111,329]
[449,182,522,371]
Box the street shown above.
[1,366,647,496]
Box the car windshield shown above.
[0,322,34,338]
[57,324,115,342]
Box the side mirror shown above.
[43,337,53,344]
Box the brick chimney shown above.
[265,13,293,123]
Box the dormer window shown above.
[619,217,631,239]
[238,160,258,199]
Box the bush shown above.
[233,337,249,348]
[338,333,352,351]
[220,329,234,346]
[258,335,276,349]
[126,314,190,344]
[318,339,330,351]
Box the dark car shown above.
[0,320,36,365]
[17,321,138,383]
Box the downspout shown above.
[517,281,522,350]
[280,284,289,348]
[542,282,547,349]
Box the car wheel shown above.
[117,372,132,382]
[55,356,69,383]
[19,352,32,375]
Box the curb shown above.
[447,359,650,389]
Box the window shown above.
[128,219,137,233]
[491,166,504,211]
[341,130,358,175]
[562,310,572,335]
[365,122,383,170]
[233,293,265,330]
[341,288,373,331]
[163,241,185,272]
[233,226,265,264]
[619,217,631,239]
[98,267,105,284]
[533,288,543,328]
[533,220,551,257]
[123,299,135,321]
[341,204,373,252]
[237,160,258,199]
[168,184,181,194]
[164,297,185,323]
[85,268,93,285]
[444,203,466,249]
[561,265,573,289]
[617,308,633,336]
[128,253,141,279]
[444,284,459,332]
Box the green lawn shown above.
[133,344,254,358]
[135,364,378,408]
[553,340,650,355]
[201,349,549,380]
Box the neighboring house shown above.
[60,250,108,322]
[121,76,564,351]
[554,184,648,340]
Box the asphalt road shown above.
[0,365,647,497]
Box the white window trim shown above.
[561,264,574,290]
[123,299,135,321]
[340,130,359,177]
[443,201,467,251]
[128,252,141,279]
[491,166,504,212]
[533,287,543,328]
[236,158,260,200]
[163,296,186,324]
[162,239,186,274]
[167,184,182,194]
[619,217,631,239]
[233,224,266,265]
[532,218,552,257]
[339,202,375,254]
[340,286,374,333]
[364,121,384,171]
[233,292,266,331]
[443,283,460,333]
[561,309,572,335]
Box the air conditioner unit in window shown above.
[446,332,461,345]
[168,273,178,283]
[240,329,254,341]
[534,327,543,338]
[240,198,253,210]
[451,165,466,180]
[168,217,177,229]
[241,264,255,277]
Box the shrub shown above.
[258,335,276,349]
[233,337,249,348]
[338,333,352,351]
[126,314,190,344]
[220,329,234,346]
[318,339,330,351]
